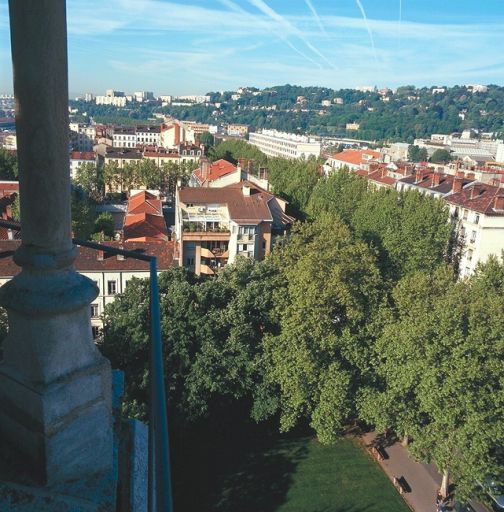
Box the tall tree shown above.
[260,215,383,442]
[75,162,104,202]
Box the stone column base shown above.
[0,358,112,486]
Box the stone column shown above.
[0,0,112,485]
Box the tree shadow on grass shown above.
[172,416,309,512]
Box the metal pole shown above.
[150,258,173,511]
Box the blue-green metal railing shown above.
[0,219,173,512]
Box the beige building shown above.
[249,129,321,159]
[175,182,293,275]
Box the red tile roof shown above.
[0,240,174,275]
[0,182,19,195]
[124,213,169,242]
[330,149,381,166]
[179,184,273,224]
[367,170,397,187]
[445,183,504,216]
[70,151,95,161]
[127,191,162,215]
[193,159,237,184]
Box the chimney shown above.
[238,158,246,170]
[200,157,210,181]
[452,174,464,193]
[494,194,504,210]
[242,184,251,197]
[415,168,424,183]
[381,167,387,178]
[432,172,441,187]
[470,184,482,199]
[97,249,104,261]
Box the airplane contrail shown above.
[355,0,378,64]
[305,0,328,38]
[248,0,336,69]
[217,0,323,68]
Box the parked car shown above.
[481,477,504,510]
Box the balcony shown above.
[199,264,215,275]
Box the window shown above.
[474,214,480,224]
[186,257,194,266]
[91,304,99,318]
[470,230,477,243]
[92,326,100,340]
[467,249,473,262]
[107,280,117,295]
[463,210,468,220]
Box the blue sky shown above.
[1,0,504,97]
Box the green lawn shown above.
[172,424,409,512]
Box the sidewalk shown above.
[361,432,490,512]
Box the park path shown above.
[361,432,490,512]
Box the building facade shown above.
[249,129,321,159]
[175,182,293,275]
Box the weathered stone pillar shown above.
[0,0,113,485]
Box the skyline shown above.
[1,0,504,97]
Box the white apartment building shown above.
[69,123,96,151]
[96,95,128,107]
[443,182,504,278]
[133,91,154,102]
[136,125,161,146]
[249,129,321,159]
[112,128,137,148]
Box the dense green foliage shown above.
[430,148,453,164]
[0,148,18,180]
[102,157,504,499]
[71,84,504,142]
[408,144,428,162]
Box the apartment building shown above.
[136,125,161,146]
[249,129,321,159]
[445,181,504,277]
[69,123,96,151]
[227,124,249,137]
[175,181,293,275]
[112,128,137,148]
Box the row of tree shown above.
[75,159,196,202]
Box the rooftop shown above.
[445,182,504,215]
[193,159,237,185]
[0,240,174,275]
[330,149,381,165]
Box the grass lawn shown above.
[172,423,409,512]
